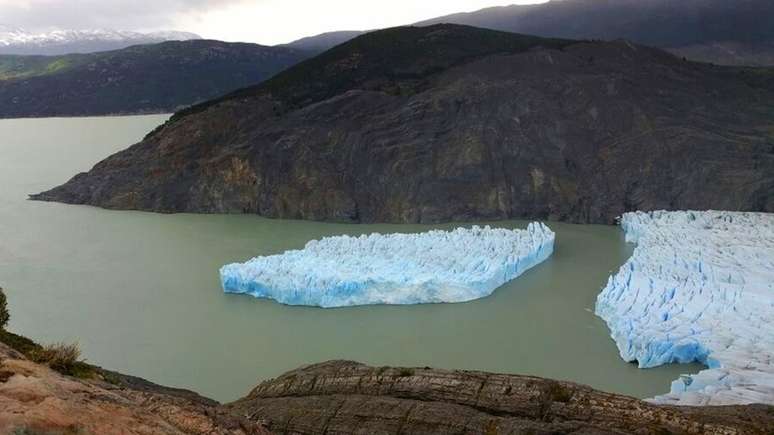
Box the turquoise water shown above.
[0,114,701,402]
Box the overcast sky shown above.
[0,0,547,45]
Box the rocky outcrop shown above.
[0,342,268,434]
[2,347,774,434]
[32,25,774,224]
[229,360,774,435]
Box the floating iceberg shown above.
[596,210,774,405]
[221,223,554,308]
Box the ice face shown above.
[596,210,774,405]
[221,223,554,308]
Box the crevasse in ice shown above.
[221,223,554,308]
[596,210,774,405]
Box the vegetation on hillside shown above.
[172,24,578,121]
[0,54,87,80]
[0,287,8,329]
[0,40,311,118]
[0,287,92,378]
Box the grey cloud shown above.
[0,0,249,31]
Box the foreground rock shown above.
[2,345,773,434]
[32,24,774,224]
[0,342,268,434]
[228,360,774,434]
[596,211,774,406]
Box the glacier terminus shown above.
[596,210,774,405]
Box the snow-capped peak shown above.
[0,25,201,55]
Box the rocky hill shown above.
[32,24,774,224]
[0,40,311,118]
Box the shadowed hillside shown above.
[296,0,774,66]
[0,40,312,118]
[32,24,774,224]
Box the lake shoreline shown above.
[2,321,772,434]
[0,115,704,403]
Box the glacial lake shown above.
[0,114,702,402]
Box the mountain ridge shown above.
[290,0,774,66]
[0,39,312,118]
[169,25,576,123]
[281,30,367,52]
[0,25,201,55]
[32,24,774,224]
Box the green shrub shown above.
[544,381,573,403]
[0,287,8,330]
[0,291,95,379]
[397,368,415,377]
[0,329,38,355]
[30,342,83,373]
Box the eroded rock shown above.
[228,361,774,434]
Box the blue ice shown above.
[221,223,554,308]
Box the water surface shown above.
[0,115,701,401]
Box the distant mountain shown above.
[289,0,774,66]
[417,0,774,65]
[33,25,774,224]
[0,25,201,55]
[0,40,311,118]
[282,31,367,52]
[666,41,774,67]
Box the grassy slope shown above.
[0,54,90,80]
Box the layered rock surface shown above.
[32,25,774,224]
[228,360,774,434]
[2,341,774,434]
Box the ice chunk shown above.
[221,223,554,308]
[596,210,774,405]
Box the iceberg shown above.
[596,210,774,405]
[221,223,554,308]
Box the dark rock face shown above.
[228,360,774,434]
[33,25,774,224]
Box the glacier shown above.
[220,223,554,308]
[596,210,774,405]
